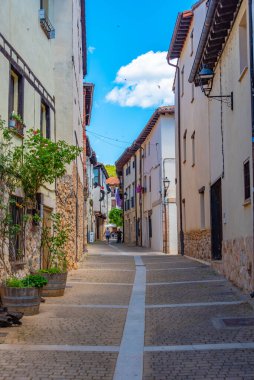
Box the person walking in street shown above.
[105,227,111,245]
[117,228,122,244]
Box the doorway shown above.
[42,206,52,269]
[211,178,223,260]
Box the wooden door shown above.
[211,179,223,260]
[42,206,52,269]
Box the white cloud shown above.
[106,51,176,108]
[88,46,96,54]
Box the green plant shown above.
[41,213,69,272]
[109,208,123,227]
[10,112,23,124]
[13,129,82,200]
[38,267,62,274]
[0,120,81,276]
[5,277,25,288]
[22,274,48,288]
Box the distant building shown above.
[116,107,177,253]
[92,163,112,240]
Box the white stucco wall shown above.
[175,1,211,235]
[209,0,253,241]
[142,113,177,253]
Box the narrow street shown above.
[0,243,254,379]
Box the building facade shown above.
[168,0,254,291]
[0,0,87,275]
[116,106,177,253]
[92,163,111,241]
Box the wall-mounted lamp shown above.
[197,66,233,110]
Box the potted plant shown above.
[9,112,24,135]
[38,213,70,297]
[1,274,48,316]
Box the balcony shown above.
[39,9,55,39]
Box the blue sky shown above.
[85,0,194,165]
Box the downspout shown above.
[168,61,184,256]
[248,0,254,290]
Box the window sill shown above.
[239,66,248,82]
[243,198,251,207]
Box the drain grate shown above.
[222,318,254,327]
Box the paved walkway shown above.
[1,242,254,379]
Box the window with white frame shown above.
[181,66,184,96]
[190,29,194,56]
[191,131,195,167]
[183,130,187,163]
[244,159,251,201]
[239,12,248,75]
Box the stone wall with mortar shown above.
[56,164,84,270]
[0,220,41,282]
[212,236,253,292]
[184,230,211,261]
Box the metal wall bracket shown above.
[207,92,234,110]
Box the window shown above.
[9,196,24,262]
[191,131,195,167]
[40,101,50,138]
[183,130,187,163]
[199,187,205,229]
[239,12,248,75]
[39,0,55,39]
[244,160,250,200]
[148,141,151,156]
[93,168,99,185]
[9,68,24,119]
[149,176,151,192]
[191,83,195,103]
[143,145,146,158]
[190,29,194,56]
[144,176,147,192]
[40,0,49,14]
[181,66,184,96]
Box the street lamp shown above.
[197,66,233,110]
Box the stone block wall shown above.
[212,236,253,292]
[56,164,85,269]
[184,229,211,261]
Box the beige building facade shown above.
[168,0,254,291]
[0,0,87,274]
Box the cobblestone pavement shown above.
[0,241,254,379]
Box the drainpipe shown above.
[168,61,184,256]
[248,0,254,290]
